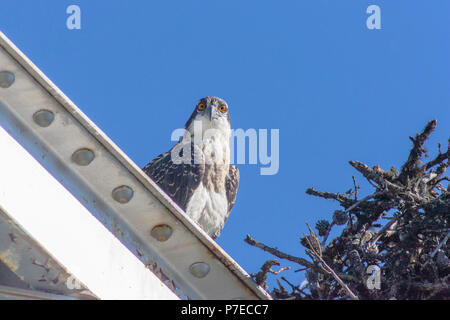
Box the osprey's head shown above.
[185,96,231,135]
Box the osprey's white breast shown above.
[185,119,231,238]
[186,182,228,237]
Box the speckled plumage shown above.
[143,97,239,240]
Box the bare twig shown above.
[280,276,309,296]
[352,176,359,200]
[349,161,403,192]
[399,120,438,183]
[306,188,353,207]
[303,226,359,300]
[253,259,290,290]
[423,143,450,171]
[344,191,382,214]
[245,235,316,269]
[429,229,450,259]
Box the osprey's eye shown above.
[197,103,206,111]
[218,105,228,113]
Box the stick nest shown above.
[246,120,449,300]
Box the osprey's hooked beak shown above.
[206,105,214,121]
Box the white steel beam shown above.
[0,124,177,300]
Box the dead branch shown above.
[252,259,290,290]
[245,235,315,269]
[399,120,437,184]
[303,225,359,300]
[246,120,449,300]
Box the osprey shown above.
[143,96,239,240]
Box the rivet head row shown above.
[72,148,95,166]
[151,224,173,242]
[33,110,54,127]
[0,71,14,88]
[189,262,210,278]
[112,185,134,203]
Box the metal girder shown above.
[0,124,178,300]
[0,31,271,300]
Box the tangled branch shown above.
[246,120,449,300]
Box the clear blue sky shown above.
[1,1,449,290]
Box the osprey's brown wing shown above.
[225,165,240,219]
[210,165,239,240]
[143,142,205,211]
